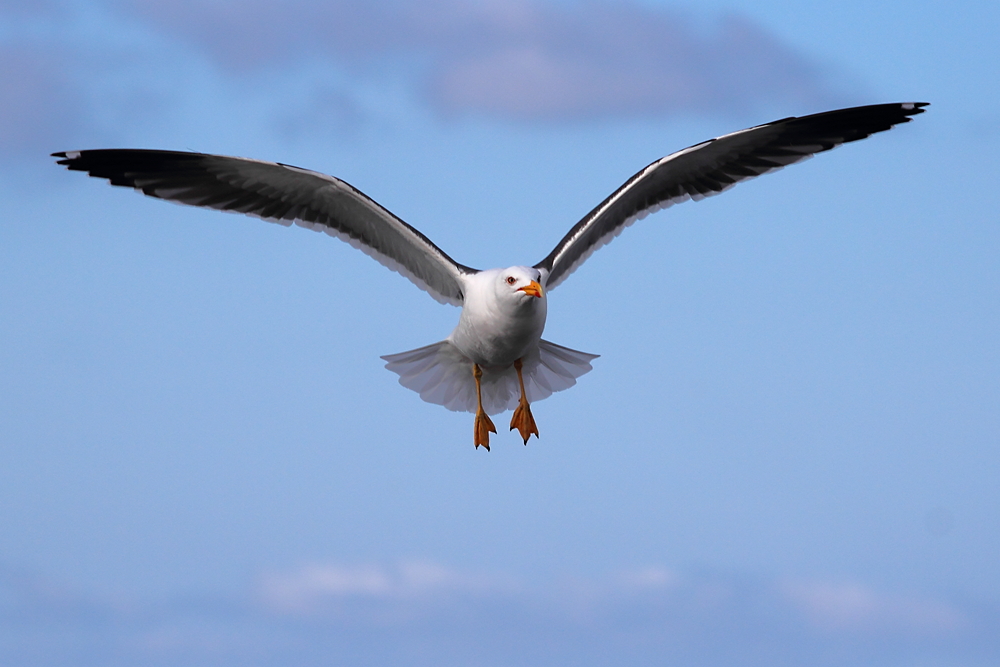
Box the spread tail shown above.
[381,340,598,415]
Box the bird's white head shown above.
[497,266,545,304]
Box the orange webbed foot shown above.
[474,409,496,450]
[509,397,539,445]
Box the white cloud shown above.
[617,566,679,590]
[3,561,989,666]
[261,564,393,611]
[782,579,968,634]
[257,561,512,613]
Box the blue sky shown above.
[1,0,999,665]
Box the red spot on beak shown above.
[518,280,543,298]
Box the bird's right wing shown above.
[535,102,927,290]
[53,149,477,306]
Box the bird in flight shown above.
[54,102,926,450]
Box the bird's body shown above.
[54,102,926,449]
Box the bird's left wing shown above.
[535,102,927,291]
[53,149,477,305]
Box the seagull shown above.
[54,102,926,450]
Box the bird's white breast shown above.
[448,269,547,368]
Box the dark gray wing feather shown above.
[53,149,477,305]
[536,102,928,290]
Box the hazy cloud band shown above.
[113,0,842,121]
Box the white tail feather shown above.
[382,340,598,415]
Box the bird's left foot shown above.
[474,409,496,450]
[509,397,539,445]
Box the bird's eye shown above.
[506,276,517,285]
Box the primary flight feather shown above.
[54,102,926,449]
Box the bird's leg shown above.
[473,363,496,450]
[509,358,539,444]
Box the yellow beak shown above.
[518,280,544,298]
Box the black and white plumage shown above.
[53,102,926,447]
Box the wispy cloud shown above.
[2,560,994,666]
[0,0,850,161]
[259,561,517,614]
[112,0,844,121]
[782,579,967,634]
